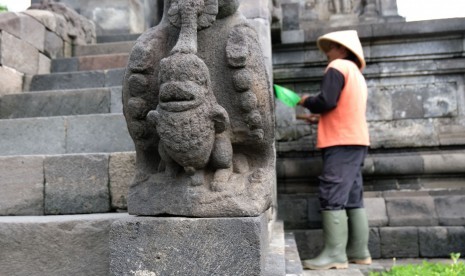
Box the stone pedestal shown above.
[110,214,268,275]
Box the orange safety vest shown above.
[317,59,370,149]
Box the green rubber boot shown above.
[346,208,372,265]
[302,210,349,270]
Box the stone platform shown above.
[110,214,269,275]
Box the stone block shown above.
[392,89,424,119]
[44,154,110,215]
[292,229,323,260]
[51,57,79,73]
[365,197,388,227]
[423,152,465,174]
[419,227,465,258]
[0,66,23,96]
[0,12,21,38]
[434,195,465,226]
[281,3,299,31]
[265,221,286,276]
[0,156,44,215]
[0,88,111,119]
[284,232,304,275]
[277,195,308,229]
[380,227,419,258]
[281,30,304,44]
[109,152,136,210]
[18,13,46,52]
[44,30,64,59]
[105,68,125,87]
[0,117,66,156]
[369,228,381,259]
[422,82,458,118]
[372,154,424,175]
[239,0,271,20]
[438,124,465,146]
[65,114,134,154]
[366,86,392,121]
[110,86,123,113]
[0,213,129,276]
[385,196,438,226]
[22,10,58,34]
[0,31,39,75]
[110,214,268,275]
[38,53,51,75]
[73,41,134,57]
[30,71,106,91]
[369,119,438,149]
[78,53,129,71]
[307,197,322,228]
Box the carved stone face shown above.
[158,53,211,112]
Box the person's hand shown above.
[298,95,310,106]
[296,114,320,124]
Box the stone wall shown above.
[0,10,95,96]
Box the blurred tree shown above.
[0,4,8,12]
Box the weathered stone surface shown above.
[73,41,134,56]
[105,68,125,87]
[44,154,110,214]
[110,215,268,275]
[18,13,46,52]
[30,71,106,91]
[124,0,275,217]
[110,86,123,113]
[365,197,388,227]
[277,195,308,229]
[264,221,286,276]
[385,196,438,226]
[0,30,39,75]
[434,195,465,226]
[423,152,465,174]
[45,30,64,59]
[368,228,381,259]
[284,232,304,275]
[418,227,465,257]
[38,53,51,74]
[0,12,21,38]
[0,88,110,119]
[0,213,129,276]
[372,154,424,175]
[79,53,129,71]
[281,3,300,31]
[0,117,66,156]
[65,114,134,154]
[0,66,23,96]
[51,57,79,72]
[369,119,438,149]
[380,227,419,258]
[0,156,44,215]
[109,152,136,210]
[293,229,323,260]
[239,0,271,20]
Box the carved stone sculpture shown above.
[122,0,275,217]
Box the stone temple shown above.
[0,0,464,275]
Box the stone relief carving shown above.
[123,0,275,217]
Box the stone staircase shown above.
[0,33,303,275]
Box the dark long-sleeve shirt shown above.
[302,67,345,114]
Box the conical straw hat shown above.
[317,30,366,70]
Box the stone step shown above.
[52,53,129,73]
[0,213,130,276]
[0,152,135,215]
[28,68,125,91]
[0,87,123,119]
[97,33,141,43]
[0,113,134,156]
[284,232,304,275]
[265,220,286,276]
[73,41,134,57]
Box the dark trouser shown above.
[318,146,368,211]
